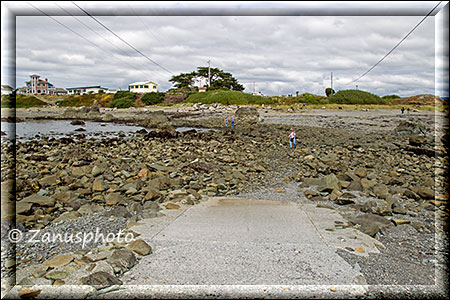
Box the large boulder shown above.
[234,106,259,123]
[140,111,169,128]
[349,213,393,237]
[392,120,427,136]
[23,194,55,207]
[318,174,341,193]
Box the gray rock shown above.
[373,184,390,200]
[408,135,427,146]
[105,193,124,206]
[317,174,340,193]
[103,206,132,218]
[80,271,122,288]
[349,213,393,237]
[23,194,55,207]
[411,186,434,200]
[106,249,136,274]
[375,200,392,216]
[347,179,363,191]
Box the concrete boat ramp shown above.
[8,197,385,299]
[103,196,383,298]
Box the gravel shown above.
[1,211,129,275]
[235,181,448,292]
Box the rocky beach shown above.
[1,104,448,298]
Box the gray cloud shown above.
[2,1,448,97]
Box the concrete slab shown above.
[301,203,384,256]
[122,197,370,286]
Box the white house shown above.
[128,81,158,93]
[1,85,14,95]
[66,86,108,95]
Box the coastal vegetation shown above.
[1,94,47,108]
[2,89,446,111]
[185,90,274,105]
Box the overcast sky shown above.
[2,1,449,97]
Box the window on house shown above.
[144,85,148,88]
[140,85,143,88]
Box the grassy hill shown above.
[327,89,388,105]
[185,90,275,105]
[1,94,47,108]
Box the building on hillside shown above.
[128,81,158,93]
[53,88,67,95]
[66,86,108,95]
[20,74,55,95]
[1,85,14,95]
[16,74,68,95]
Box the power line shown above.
[54,3,155,79]
[343,1,442,85]
[71,1,173,75]
[27,2,110,56]
[126,4,166,45]
[28,2,157,86]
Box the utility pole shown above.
[331,72,333,90]
[207,60,211,87]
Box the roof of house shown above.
[129,81,158,86]
[66,86,107,90]
[1,85,13,90]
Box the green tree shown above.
[169,67,244,92]
[325,88,335,97]
[168,72,195,89]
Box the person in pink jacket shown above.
[289,128,296,149]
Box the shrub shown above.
[141,92,165,105]
[185,90,275,105]
[114,91,135,100]
[298,93,328,104]
[325,88,335,97]
[109,91,136,108]
[328,89,387,104]
[2,94,47,108]
[382,94,401,99]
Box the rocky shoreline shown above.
[1,104,449,298]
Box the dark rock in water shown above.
[70,120,85,126]
[182,129,197,135]
[59,137,75,144]
[1,131,6,136]
[136,128,148,135]
[145,125,177,139]
[80,271,122,288]
[74,128,86,132]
